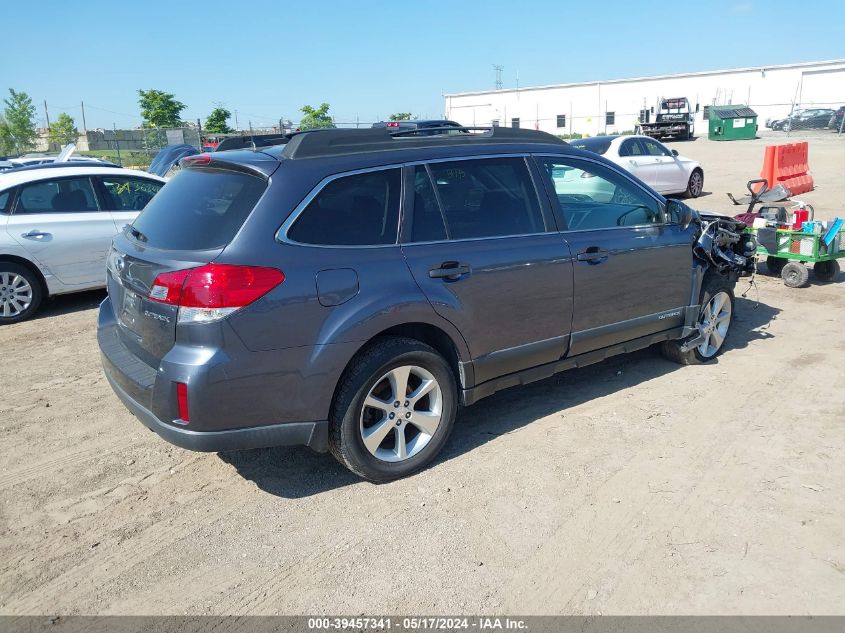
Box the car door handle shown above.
[428,262,471,280]
[22,230,51,239]
[576,247,608,264]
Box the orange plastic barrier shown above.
[757,141,814,195]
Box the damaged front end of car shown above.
[693,211,758,279]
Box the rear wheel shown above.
[0,263,42,324]
[661,274,734,365]
[781,261,809,287]
[329,337,457,482]
[766,256,786,276]
[813,260,840,282]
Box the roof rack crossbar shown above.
[282,126,565,159]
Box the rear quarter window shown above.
[287,168,401,246]
[0,190,10,213]
[130,168,267,250]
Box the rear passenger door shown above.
[7,176,117,287]
[400,157,574,385]
[535,155,693,356]
[97,175,164,231]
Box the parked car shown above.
[0,165,166,323]
[147,144,200,177]
[98,127,755,482]
[569,135,704,198]
[372,119,467,135]
[828,106,845,132]
[769,108,835,132]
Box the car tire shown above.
[813,260,840,282]
[329,336,458,483]
[782,122,791,133]
[0,262,43,325]
[766,256,786,276]
[660,273,734,365]
[781,261,809,287]
[685,169,704,198]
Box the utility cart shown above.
[750,222,844,287]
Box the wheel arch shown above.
[0,253,49,296]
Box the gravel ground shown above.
[1,131,844,615]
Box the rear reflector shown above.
[149,264,285,323]
[176,382,190,422]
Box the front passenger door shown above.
[535,156,693,356]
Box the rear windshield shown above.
[130,168,266,250]
[569,137,612,155]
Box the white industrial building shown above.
[444,59,845,137]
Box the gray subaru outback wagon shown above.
[98,127,755,482]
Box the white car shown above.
[570,135,704,198]
[0,165,166,323]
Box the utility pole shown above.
[279,118,283,133]
[234,110,239,131]
[113,123,122,166]
[43,100,51,132]
[493,64,503,90]
[80,101,87,132]
[197,118,203,149]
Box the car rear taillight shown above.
[149,264,285,323]
[386,122,401,128]
[580,171,596,179]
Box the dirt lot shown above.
[1,132,844,615]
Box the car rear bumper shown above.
[104,368,328,452]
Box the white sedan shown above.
[0,164,165,323]
[570,135,704,198]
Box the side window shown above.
[619,139,644,157]
[17,177,99,214]
[538,157,662,230]
[410,166,447,242]
[427,158,544,240]
[0,190,10,214]
[642,139,671,157]
[101,177,163,211]
[288,168,401,246]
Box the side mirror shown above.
[667,199,694,229]
[671,149,679,156]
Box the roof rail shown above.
[282,126,566,159]
[215,133,290,152]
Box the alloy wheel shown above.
[0,272,33,318]
[697,291,732,358]
[689,171,703,197]
[359,365,443,463]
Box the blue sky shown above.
[2,0,843,130]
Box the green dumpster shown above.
[708,105,758,141]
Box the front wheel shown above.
[661,274,734,365]
[329,337,458,482]
[685,169,704,198]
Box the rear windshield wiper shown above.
[128,226,148,243]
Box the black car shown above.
[147,144,200,177]
[829,107,845,132]
[98,126,755,482]
[770,108,835,132]
[372,119,467,135]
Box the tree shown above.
[299,103,335,130]
[3,89,37,154]
[47,112,79,146]
[138,89,186,128]
[0,115,13,156]
[389,112,414,121]
[205,107,232,134]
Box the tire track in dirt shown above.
[0,437,140,489]
[502,352,785,613]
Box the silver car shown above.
[0,165,165,323]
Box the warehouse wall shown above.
[444,60,845,137]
